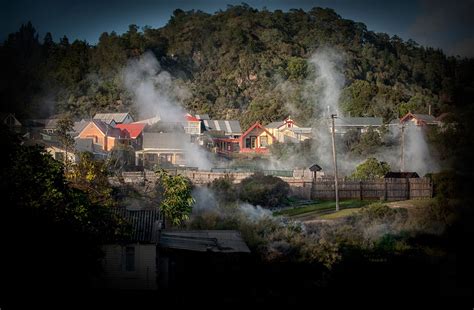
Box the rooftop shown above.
[334,117,383,127]
[142,132,191,149]
[203,120,242,135]
[110,207,162,243]
[159,230,250,253]
[116,123,146,139]
[93,112,132,124]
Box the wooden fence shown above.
[312,178,432,201]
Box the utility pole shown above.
[330,114,340,212]
[400,123,405,172]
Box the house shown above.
[184,113,202,135]
[331,117,384,134]
[0,113,22,132]
[202,119,242,138]
[399,112,439,127]
[77,120,129,152]
[266,116,311,143]
[135,132,191,168]
[92,207,162,291]
[237,122,276,154]
[71,119,89,137]
[116,123,146,150]
[93,112,134,125]
[157,230,250,289]
[30,137,107,163]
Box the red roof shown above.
[185,114,200,122]
[241,122,276,140]
[116,123,146,139]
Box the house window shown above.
[160,153,173,163]
[245,138,251,148]
[251,136,256,149]
[145,153,158,162]
[260,136,268,147]
[125,246,135,271]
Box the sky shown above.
[2,0,473,57]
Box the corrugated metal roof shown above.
[93,113,132,124]
[159,230,250,253]
[203,120,241,135]
[111,207,162,243]
[195,114,210,120]
[142,132,191,149]
[335,117,383,127]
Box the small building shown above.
[399,112,439,127]
[266,116,311,143]
[238,122,276,154]
[0,112,22,133]
[332,117,383,135]
[135,132,191,168]
[116,123,146,150]
[77,120,129,152]
[92,207,162,291]
[93,112,134,125]
[157,230,250,289]
[184,114,202,135]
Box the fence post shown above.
[406,178,410,200]
[384,179,388,201]
[359,181,363,201]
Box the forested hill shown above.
[1,5,473,128]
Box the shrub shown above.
[239,172,290,208]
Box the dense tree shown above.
[1,6,469,129]
[350,157,391,180]
[156,169,195,226]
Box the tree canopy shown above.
[1,5,470,130]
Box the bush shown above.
[239,172,290,208]
[209,174,237,203]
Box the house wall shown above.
[93,244,157,290]
[136,149,186,166]
[46,146,77,163]
[240,127,274,151]
[78,123,120,151]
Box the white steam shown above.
[123,52,212,170]
[309,47,345,117]
[123,51,189,122]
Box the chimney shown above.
[428,104,432,116]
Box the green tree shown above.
[156,169,195,226]
[351,126,383,155]
[67,152,114,207]
[350,157,390,180]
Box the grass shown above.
[318,208,363,220]
[273,200,371,217]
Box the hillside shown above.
[1,5,473,129]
